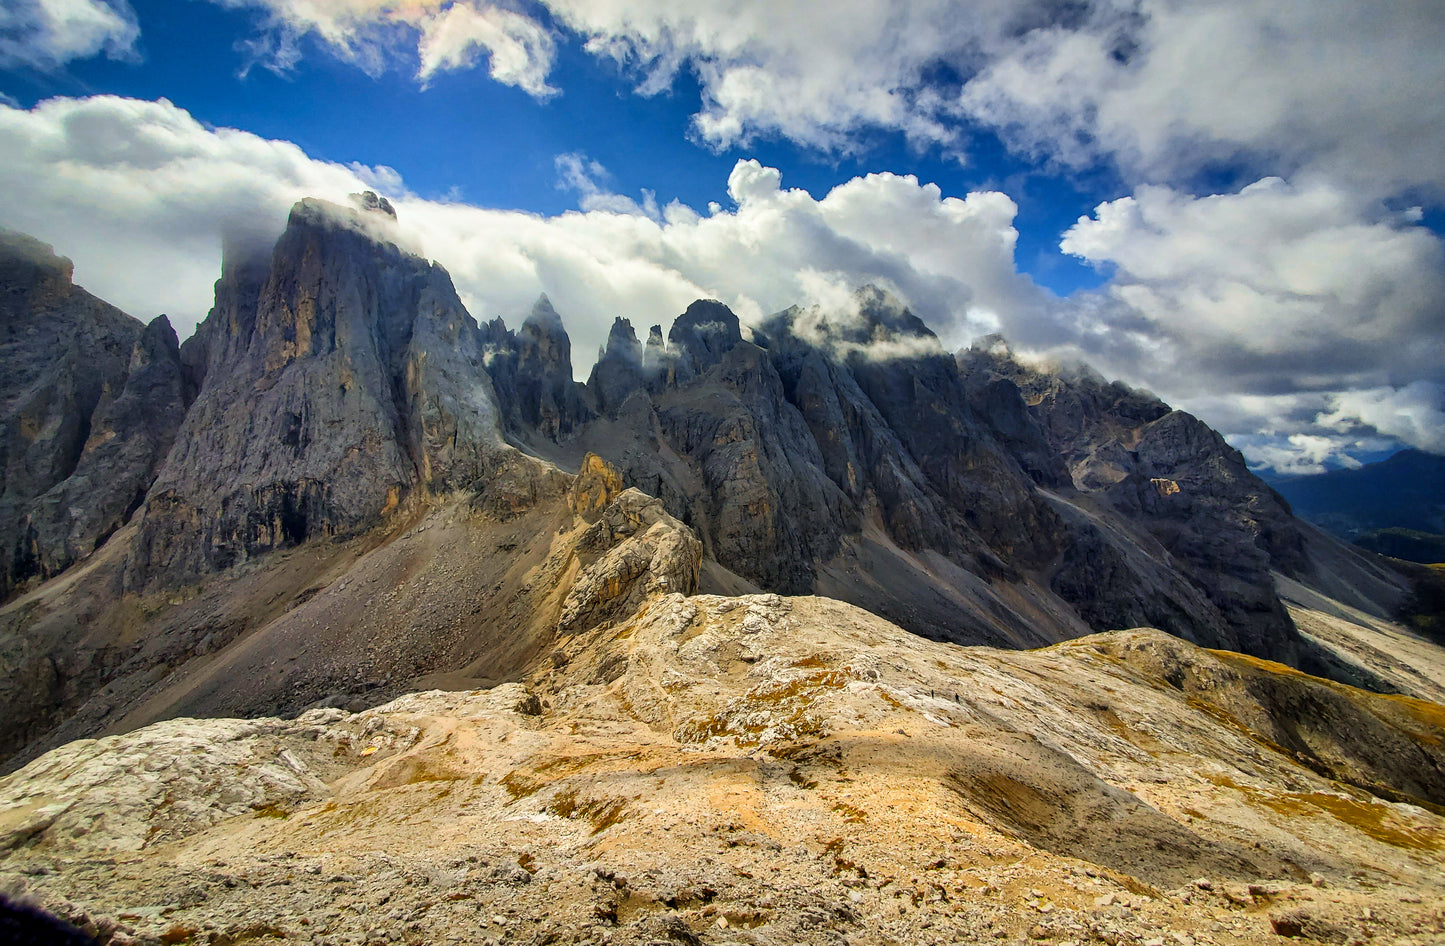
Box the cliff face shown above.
[0,231,188,595]
[482,294,593,445]
[512,288,1383,661]
[126,196,507,589]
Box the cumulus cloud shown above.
[0,96,390,331]
[0,0,139,70]
[1061,178,1445,379]
[210,0,1445,199]
[4,95,1440,472]
[1322,382,1445,455]
[0,95,1040,376]
[215,0,557,94]
[1055,177,1445,470]
[961,1,1445,198]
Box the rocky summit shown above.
[1,195,1442,945]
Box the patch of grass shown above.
[788,768,818,790]
[748,669,850,703]
[499,770,545,800]
[251,804,290,819]
[832,801,867,824]
[545,789,628,835]
[1207,774,1443,852]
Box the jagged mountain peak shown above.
[0,228,76,288]
[0,219,1422,788]
[526,292,566,330]
[602,316,641,358]
[755,285,943,362]
[348,189,396,218]
[123,202,506,587]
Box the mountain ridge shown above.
[0,196,1420,773]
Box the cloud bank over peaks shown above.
[3,93,1440,474]
[1056,176,1445,471]
[0,0,139,70]
[0,95,1041,374]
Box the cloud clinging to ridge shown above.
[2,85,1442,473]
[0,95,1036,373]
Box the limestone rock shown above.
[11,315,189,584]
[0,231,187,596]
[483,294,592,442]
[586,317,645,416]
[557,488,701,633]
[667,299,742,384]
[568,453,625,521]
[126,197,507,588]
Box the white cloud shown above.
[1322,382,1445,455]
[404,155,1041,367]
[554,151,660,219]
[0,0,139,70]
[962,1,1445,198]
[0,96,389,332]
[4,95,1440,470]
[215,0,556,93]
[1059,177,1445,397]
[415,3,556,94]
[1232,434,1363,478]
[214,1,1445,200]
[0,96,1040,378]
[1051,177,1445,470]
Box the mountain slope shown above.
[1271,449,1445,559]
[1,596,1442,945]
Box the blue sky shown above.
[3,0,1118,295]
[1,0,1442,474]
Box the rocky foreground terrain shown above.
[2,589,1443,946]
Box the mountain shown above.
[1,196,1442,944]
[0,197,1422,773]
[1271,449,1445,563]
[0,231,189,597]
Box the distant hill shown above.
[1354,528,1445,565]
[1271,449,1445,562]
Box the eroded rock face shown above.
[958,342,1323,659]
[553,291,1065,640]
[586,318,645,417]
[558,486,702,633]
[482,295,592,441]
[126,197,506,588]
[0,231,188,595]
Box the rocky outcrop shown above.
[482,295,592,441]
[667,298,743,383]
[557,486,702,633]
[957,342,1332,658]
[11,316,189,585]
[126,194,507,589]
[586,318,645,416]
[0,231,188,595]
